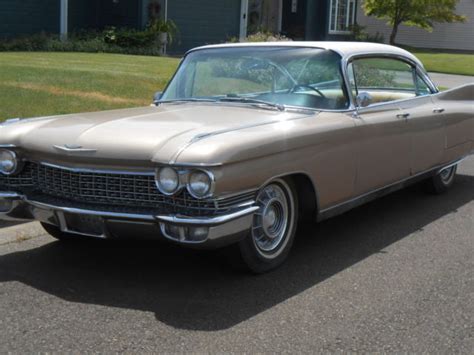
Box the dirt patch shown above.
[2,82,147,105]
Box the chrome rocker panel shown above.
[0,192,257,249]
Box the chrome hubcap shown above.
[440,166,455,184]
[252,183,290,254]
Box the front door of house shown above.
[281,0,307,40]
[246,0,282,36]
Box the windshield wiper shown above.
[155,98,218,105]
[218,97,286,112]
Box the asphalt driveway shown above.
[429,72,474,89]
[0,157,472,352]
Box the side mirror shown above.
[153,91,163,104]
[356,92,373,108]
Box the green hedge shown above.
[0,28,163,56]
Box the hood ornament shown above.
[53,144,97,153]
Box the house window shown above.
[329,0,356,34]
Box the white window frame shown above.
[328,0,356,35]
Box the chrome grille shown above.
[0,162,255,216]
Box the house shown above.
[0,0,359,53]
[357,0,474,51]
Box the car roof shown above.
[188,41,424,68]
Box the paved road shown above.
[429,72,474,89]
[0,157,473,352]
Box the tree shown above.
[362,0,466,45]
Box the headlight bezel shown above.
[0,149,20,176]
[186,169,215,199]
[155,166,182,196]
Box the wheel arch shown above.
[281,173,319,222]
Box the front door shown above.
[348,57,417,195]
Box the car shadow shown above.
[0,174,473,331]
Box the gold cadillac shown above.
[0,42,473,273]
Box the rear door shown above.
[398,70,445,174]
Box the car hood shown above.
[1,104,312,166]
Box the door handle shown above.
[433,108,445,114]
[396,113,410,119]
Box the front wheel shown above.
[235,178,299,273]
[425,165,457,194]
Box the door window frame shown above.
[344,54,439,110]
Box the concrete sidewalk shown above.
[429,72,474,89]
[0,222,44,245]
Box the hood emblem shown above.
[53,144,97,153]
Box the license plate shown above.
[63,213,105,237]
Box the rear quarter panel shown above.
[432,84,474,162]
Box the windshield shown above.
[161,47,349,110]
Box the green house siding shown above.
[0,0,143,37]
[69,0,143,31]
[68,0,100,32]
[0,0,59,37]
[167,0,241,53]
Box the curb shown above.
[0,222,45,245]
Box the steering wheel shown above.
[290,84,326,98]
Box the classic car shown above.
[0,42,473,273]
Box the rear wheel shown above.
[234,178,299,273]
[425,165,457,194]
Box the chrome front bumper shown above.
[0,192,258,249]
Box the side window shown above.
[350,57,417,105]
[415,73,433,96]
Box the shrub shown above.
[0,28,164,55]
[228,31,291,43]
[350,24,385,43]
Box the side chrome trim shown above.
[169,113,316,164]
[156,206,259,226]
[53,145,98,153]
[0,144,17,148]
[154,160,224,167]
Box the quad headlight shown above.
[0,150,18,175]
[187,170,214,199]
[155,167,180,195]
[155,166,215,199]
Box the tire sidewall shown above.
[431,165,457,194]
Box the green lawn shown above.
[0,50,472,122]
[0,52,180,122]
[411,50,474,76]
